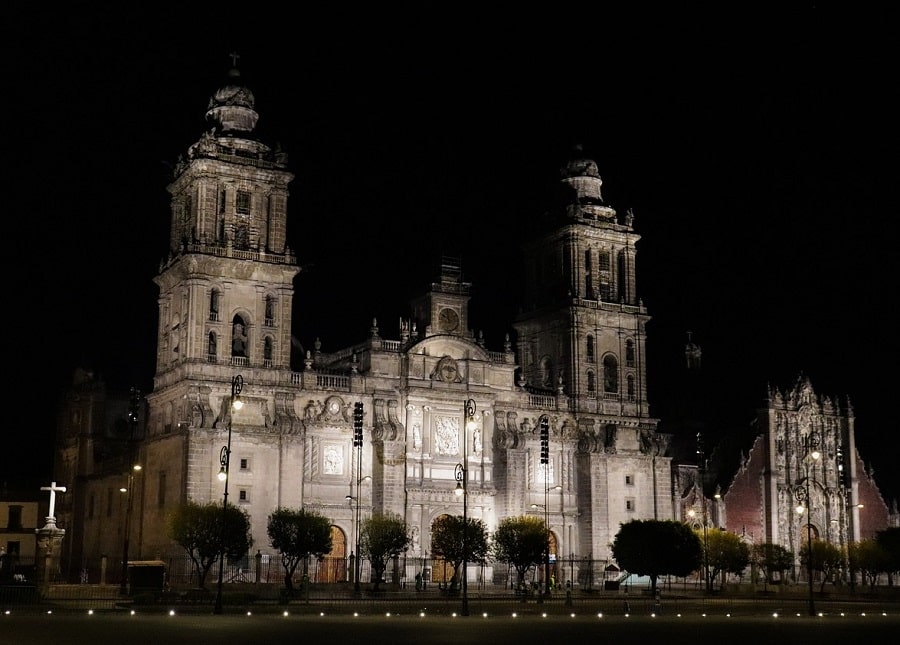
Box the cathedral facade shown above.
[52,62,894,587]
[53,63,670,586]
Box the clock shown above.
[438,307,459,332]
[326,398,342,416]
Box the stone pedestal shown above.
[35,517,66,590]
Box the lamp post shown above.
[454,398,476,616]
[794,430,820,617]
[119,387,141,596]
[696,432,711,593]
[214,374,243,615]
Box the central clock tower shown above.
[409,256,471,338]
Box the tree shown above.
[700,528,749,589]
[611,519,702,596]
[800,540,844,591]
[751,543,794,588]
[167,500,253,589]
[490,516,546,597]
[849,539,888,589]
[359,512,411,592]
[430,515,490,594]
[267,508,333,595]
[875,526,900,586]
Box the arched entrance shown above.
[316,525,347,583]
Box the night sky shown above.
[8,8,898,502]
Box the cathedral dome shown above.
[559,144,603,205]
[205,66,259,134]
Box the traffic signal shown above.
[353,402,364,447]
[540,416,549,464]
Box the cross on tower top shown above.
[229,52,240,67]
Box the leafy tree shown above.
[751,543,793,588]
[167,500,252,589]
[800,540,844,591]
[430,515,490,594]
[267,508,333,594]
[611,519,702,596]
[849,539,888,589]
[359,511,411,592]
[490,516,546,597]
[875,526,900,585]
[699,528,750,589]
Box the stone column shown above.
[35,517,66,592]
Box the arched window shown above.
[625,339,635,366]
[209,289,220,322]
[265,295,275,326]
[208,331,217,362]
[627,374,635,401]
[540,356,553,388]
[586,335,595,363]
[264,337,273,366]
[603,355,618,393]
[170,314,180,362]
[232,315,249,358]
[587,370,596,394]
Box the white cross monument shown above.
[40,481,67,521]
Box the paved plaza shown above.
[3,609,899,645]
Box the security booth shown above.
[127,560,167,595]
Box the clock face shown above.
[327,398,341,415]
[439,308,459,331]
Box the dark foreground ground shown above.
[3,610,899,645]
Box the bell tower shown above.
[138,58,301,552]
[153,60,298,383]
[513,145,650,417]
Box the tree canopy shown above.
[490,515,546,593]
[267,507,333,594]
[751,542,793,587]
[167,500,252,589]
[611,519,702,595]
[430,514,489,593]
[701,528,750,590]
[360,511,411,591]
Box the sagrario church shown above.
[51,61,896,589]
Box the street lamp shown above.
[454,398,476,616]
[120,387,141,596]
[696,432,711,593]
[214,374,243,615]
[794,430,820,617]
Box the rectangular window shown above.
[239,489,249,502]
[7,505,22,530]
[240,458,249,471]
[236,190,251,215]
[625,475,634,486]
[625,498,635,512]
[158,472,167,509]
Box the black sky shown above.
[8,7,898,501]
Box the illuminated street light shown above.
[454,399,476,616]
[794,431,821,617]
[119,388,141,596]
[214,374,243,615]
